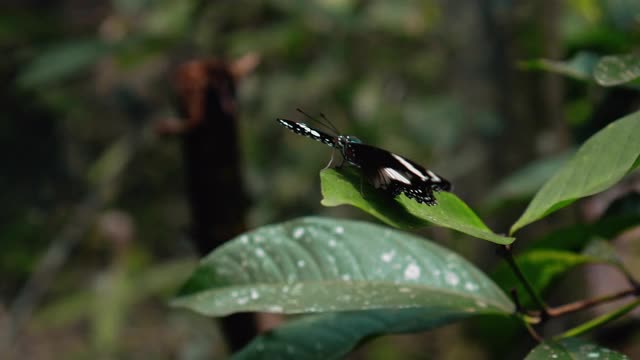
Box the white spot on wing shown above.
[427,170,441,182]
[382,168,411,184]
[391,154,428,180]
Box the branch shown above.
[498,244,550,317]
[555,298,640,340]
[547,287,638,317]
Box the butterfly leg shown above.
[324,149,336,169]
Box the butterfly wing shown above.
[342,142,451,205]
[277,119,338,148]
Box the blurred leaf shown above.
[520,52,600,80]
[491,250,600,307]
[93,262,130,353]
[18,39,110,88]
[525,338,629,360]
[88,135,133,188]
[233,308,513,360]
[565,99,593,126]
[173,217,514,316]
[594,54,640,86]
[581,238,622,266]
[558,298,640,339]
[364,1,435,35]
[511,111,640,234]
[143,0,197,36]
[529,215,640,251]
[35,259,195,328]
[603,0,640,30]
[487,150,575,208]
[320,169,514,244]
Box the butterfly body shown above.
[277,117,451,205]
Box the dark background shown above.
[1,0,639,358]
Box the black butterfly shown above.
[277,109,452,205]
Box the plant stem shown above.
[499,244,549,317]
[547,287,638,317]
[554,298,640,340]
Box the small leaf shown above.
[233,309,511,360]
[491,250,601,307]
[173,217,514,317]
[594,54,640,86]
[525,338,629,360]
[558,298,640,339]
[321,169,514,244]
[511,111,640,234]
[520,52,600,81]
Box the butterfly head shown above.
[337,135,362,148]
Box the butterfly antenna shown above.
[319,112,341,134]
[296,108,340,135]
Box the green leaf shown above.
[519,52,600,81]
[172,217,514,317]
[491,250,600,307]
[320,169,514,245]
[233,309,509,360]
[525,338,629,360]
[511,111,640,234]
[594,54,640,86]
[558,298,640,340]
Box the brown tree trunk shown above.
[167,59,256,352]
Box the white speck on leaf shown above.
[464,282,478,291]
[404,263,421,280]
[328,239,337,247]
[293,228,305,238]
[297,260,305,268]
[341,274,351,281]
[251,289,259,299]
[255,248,265,257]
[381,250,395,263]
[445,271,459,286]
[335,226,344,234]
